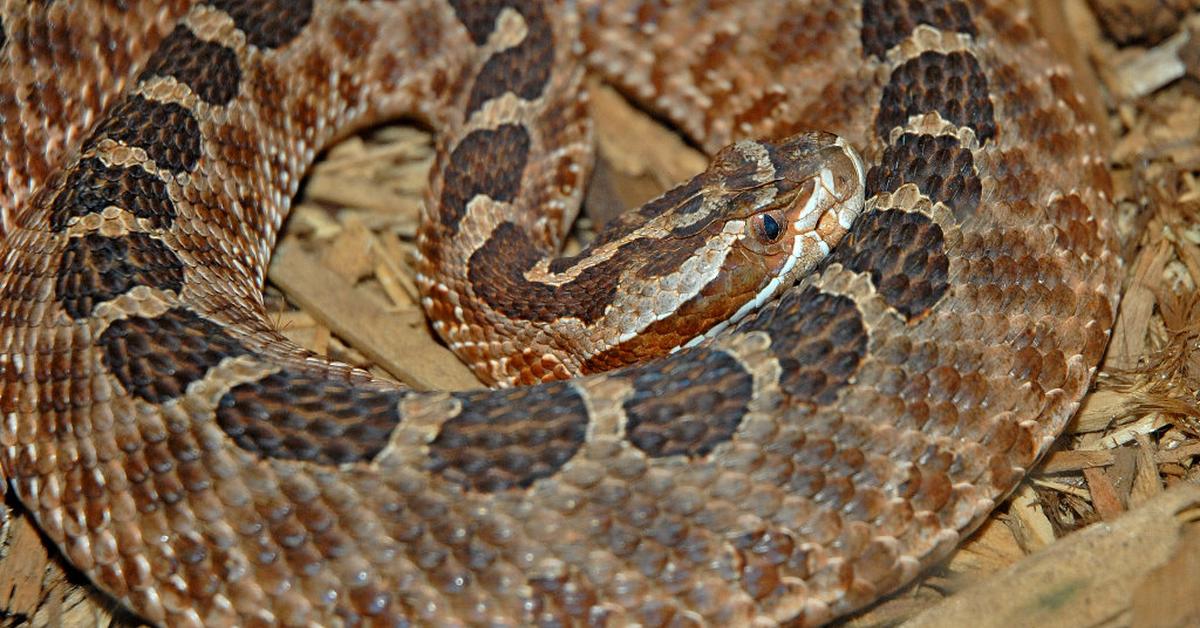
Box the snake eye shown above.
[755,212,783,243]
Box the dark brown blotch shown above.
[48,157,175,231]
[867,132,981,221]
[139,25,241,106]
[828,208,950,319]
[98,308,249,403]
[56,233,185,319]
[88,95,202,173]
[427,381,588,493]
[749,286,867,404]
[216,369,406,466]
[330,10,380,57]
[209,0,313,49]
[876,51,995,143]
[464,2,554,116]
[438,124,529,232]
[622,348,752,458]
[447,0,520,44]
[860,0,976,59]
[470,222,659,325]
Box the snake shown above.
[0,0,1123,626]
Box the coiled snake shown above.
[0,0,1121,625]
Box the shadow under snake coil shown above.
[0,0,1121,626]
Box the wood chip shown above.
[907,483,1200,628]
[1071,388,1134,433]
[1084,465,1127,520]
[1109,240,1172,368]
[304,173,420,215]
[1032,478,1094,500]
[0,507,55,619]
[376,231,422,306]
[943,517,1028,577]
[1040,448,1117,472]
[321,219,377,283]
[268,240,479,390]
[1158,440,1200,464]
[1103,25,1190,100]
[1131,432,1165,506]
[1004,484,1058,553]
[587,82,707,187]
[1130,504,1200,628]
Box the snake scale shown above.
[0,0,1123,626]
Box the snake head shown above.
[673,131,867,348]
[579,131,864,370]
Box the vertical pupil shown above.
[762,214,781,240]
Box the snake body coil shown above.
[0,0,1120,625]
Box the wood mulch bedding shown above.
[1,1,1198,625]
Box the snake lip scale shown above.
[0,0,1120,626]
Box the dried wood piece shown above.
[321,219,377,283]
[587,82,707,187]
[315,130,430,175]
[0,506,56,621]
[1005,484,1058,553]
[1130,507,1200,627]
[907,483,1200,628]
[1158,440,1200,463]
[304,174,421,215]
[1041,448,1118,472]
[1111,446,1140,504]
[268,240,479,391]
[375,261,414,309]
[1104,22,1191,99]
[289,203,344,239]
[376,231,422,306]
[1084,465,1127,519]
[1109,241,1173,368]
[1071,388,1142,433]
[1042,440,1200,473]
[1131,433,1166,507]
[1089,0,1197,45]
[1032,478,1094,499]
